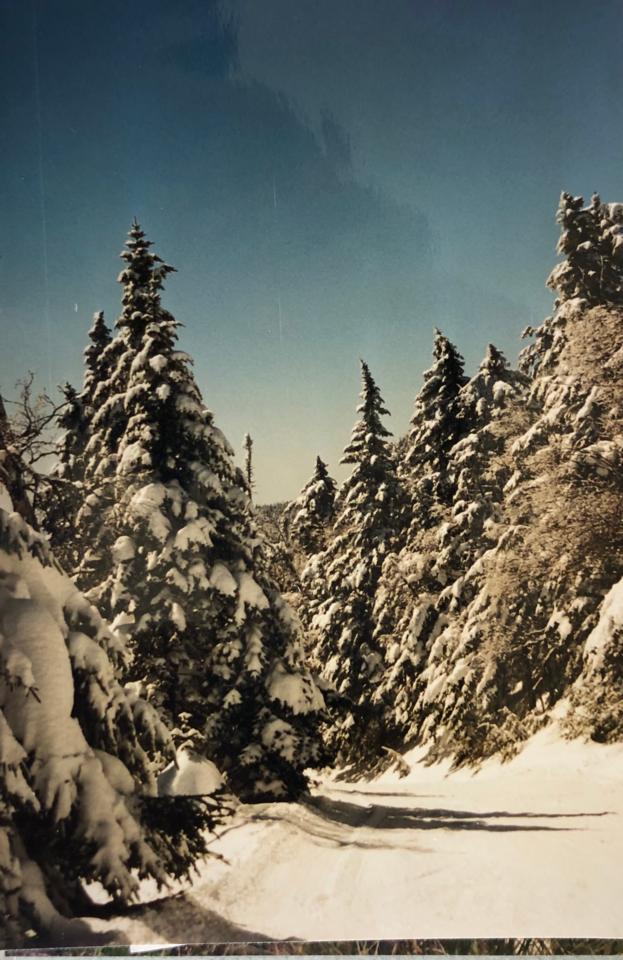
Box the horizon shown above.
[3,0,623,501]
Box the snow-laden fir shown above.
[54,223,325,803]
[0,411,225,946]
[301,361,408,766]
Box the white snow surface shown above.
[0,482,13,512]
[83,724,623,945]
[583,574,623,672]
[157,749,222,797]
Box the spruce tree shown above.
[303,362,405,765]
[0,410,224,947]
[410,193,623,764]
[76,223,325,801]
[83,311,113,397]
[42,383,89,570]
[283,456,337,557]
[404,328,468,512]
[42,312,115,576]
[373,343,529,755]
[400,344,531,755]
[76,227,175,596]
[53,312,113,495]
[546,192,623,306]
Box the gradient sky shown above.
[2,0,623,502]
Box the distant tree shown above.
[303,361,406,765]
[42,312,115,568]
[372,341,530,756]
[254,501,301,594]
[283,455,337,556]
[83,311,113,397]
[404,329,468,513]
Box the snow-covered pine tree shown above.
[0,409,224,947]
[40,383,88,571]
[76,223,325,802]
[372,343,530,753]
[83,311,113,394]
[363,331,467,748]
[54,313,113,491]
[405,192,623,764]
[403,328,468,516]
[42,313,115,573]
[302,362,406,766]
[546,192,623,306]
[398,346,531,754]
[55,384,87,483]
[283,456,337,559]
[74,225,169,595]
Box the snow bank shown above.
[158,749,222,797]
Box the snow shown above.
[235,572,269,623]
[158,749,223,797]
[148,354,168,373]
[583,575,623,672]
[112,536,136,563]
[170,602,187,632]
[94,750,135,796]
[174,518,213,551]
[80,725,623,945]
[0,482,13,512]
[266,660,326,714]
[156,383,171,402]
[119,441,151,472]
[129,483,171,542]
[261,718,297,762]
[208,562,237,597]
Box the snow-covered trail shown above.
[85,728,623,946]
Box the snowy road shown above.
[87,728,623,946]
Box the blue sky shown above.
[2,0,623,501]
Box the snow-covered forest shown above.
[3,192,623,947]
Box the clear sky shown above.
[2,0,623,502]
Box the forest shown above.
[2,191,623,946]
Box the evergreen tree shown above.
[75,226,175,595]
[283,456,337,557]
[42,312,115,574]
[303,362,406,765]
[373,342,529,753]
[243,433,254,499]
[83,311,113,399]
[404,329,468,512]
[55,313,113,491]
[41,383,89,570]
[75,223,325,801]
[0,410,224,947]
[55,384,87,482]
[408,194,623,765]
[546,191,623,305]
